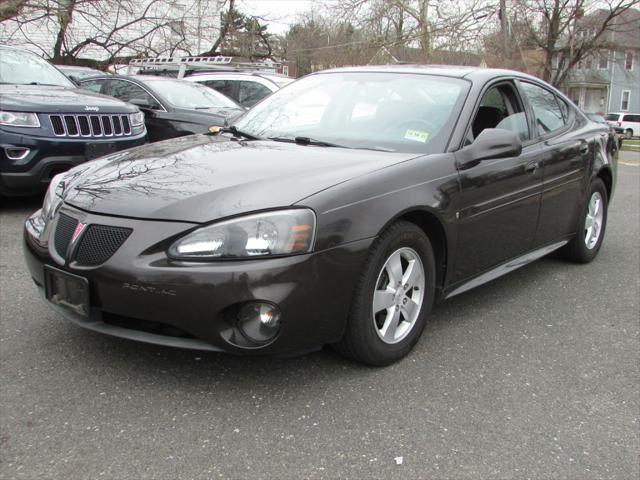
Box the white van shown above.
[605,112,640,138]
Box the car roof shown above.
[81,74,185,83]
[317,64,544,83]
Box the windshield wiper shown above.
[269,136,346,148]
[217,125,261,140]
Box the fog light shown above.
[237,302,282,344]
[5,147,30,160]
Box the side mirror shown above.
[456,128,523,170]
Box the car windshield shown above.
[233,72,468,153]
[604,113,619,121]
[0,48,74,87]
[143,78,240,109]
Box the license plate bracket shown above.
[44,266,90,317]
[86,142,117,160]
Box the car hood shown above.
[0,84,135,113]
[61,135,416,223]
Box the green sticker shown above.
[404,129,429,143]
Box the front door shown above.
[451,81,544,284]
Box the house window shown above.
[625,51,634,71]
[621,90,630,111]
[598,51,609,69]
[282,65,289,76]
[585,56,593,69]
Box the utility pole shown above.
[500,0,510,59]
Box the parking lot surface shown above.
[1,154,638,479]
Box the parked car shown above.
[57,65,108,83]
[183,72,294,108]
[80,75,245,142]
[585,112,621,152]
[605,112,640,138]
[0,46,146,196]
[24,66,616,365]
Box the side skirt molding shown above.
[444,240,569,299]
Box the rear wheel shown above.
[336,221,435,366]
[625,129,633,139]
[560,178,608,263]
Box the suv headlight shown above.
[129,111,144,127]
[169,209,316,260]
[0,111,40,127]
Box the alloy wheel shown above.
[584,191,604,250]
[372,247,425,344]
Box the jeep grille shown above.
[49,114,133,137]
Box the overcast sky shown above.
[239,0,318,34]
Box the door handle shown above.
[525,161,540,174]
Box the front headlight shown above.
[0,111,40,128]
[41,173,66,221]
[169,209,316,260]
[129,111,145,127]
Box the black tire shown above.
[560,178,608,263]
[624,129,633,139]
[336,220,436,366]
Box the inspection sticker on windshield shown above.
[404,129,429,143]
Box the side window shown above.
[238,81,271,107]
[81,80,106,94]
[623,114,640,123]
[105,80,155,105]
[200,80,237,102]
[520,82,566,136]
[470,84,529,143]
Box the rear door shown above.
[517,81,589,245]
[452,80,544,283]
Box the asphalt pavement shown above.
[1,152,638,479]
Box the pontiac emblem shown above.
[71,222,86,244]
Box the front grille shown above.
[49,114,133,137]
[53,213,78,259]
[74,224,132,266]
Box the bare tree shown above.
[513,0,640,84]
[0,0,221,66]
[332,0,494,60]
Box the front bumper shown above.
[24,205,372,356]
[0,128,146,196]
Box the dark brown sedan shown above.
[24,66,616,365]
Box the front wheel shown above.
[335,221,435,366]
[560,178,608,263]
